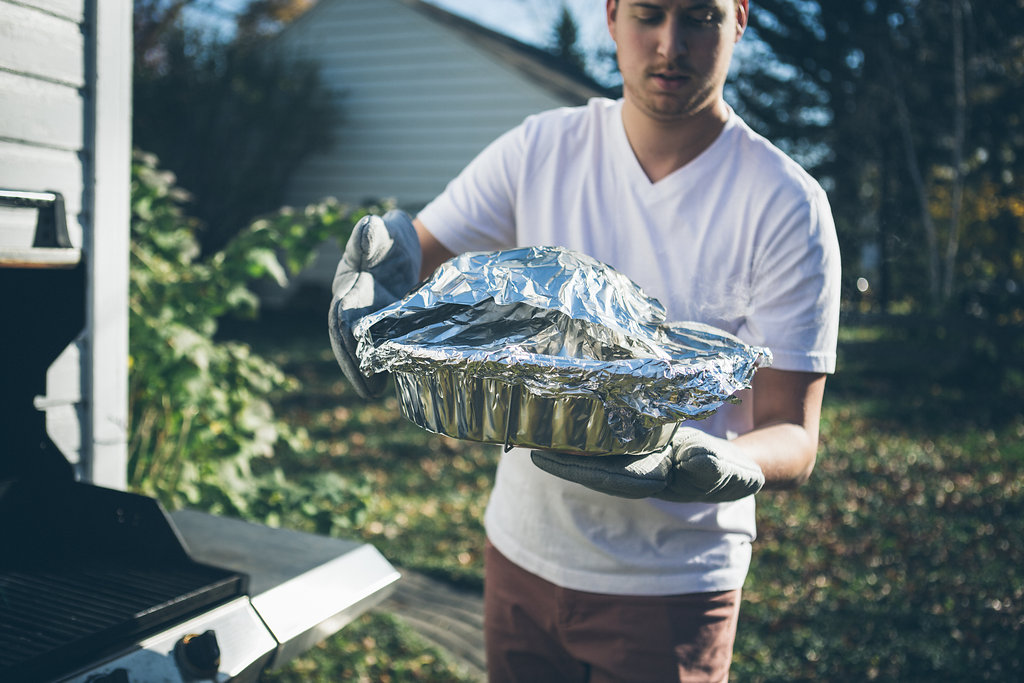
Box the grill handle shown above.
[0,189,80,268]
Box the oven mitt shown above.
[530,427,765,503]
[329,210,421,399]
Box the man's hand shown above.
[530,427,765,503]
[328,210,421,399]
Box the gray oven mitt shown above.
[329,210,421,399]
[530,427,765,503]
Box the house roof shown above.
[398,0,620,102]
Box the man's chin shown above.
[633,88,720,123]
[642,99,701,123]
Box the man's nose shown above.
[657,20,688,60]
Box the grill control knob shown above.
[174,629,221,678]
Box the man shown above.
[329,1,840,680]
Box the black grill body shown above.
[0,221,247,682]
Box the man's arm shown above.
[414,217,455,281]
[734,368,826,489]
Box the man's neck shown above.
[620,98,731,183]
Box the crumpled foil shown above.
[354,246,772,455]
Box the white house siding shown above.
[275,0,582,211]
[0,0,86,246]
[0,0,132,488]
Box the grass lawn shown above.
[228,307,1023,682]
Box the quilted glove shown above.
[328,210,421,399]
[530,427,765,503]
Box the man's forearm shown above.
[733,421,818,489]
[414,217,455,280]
[733,369,827,489]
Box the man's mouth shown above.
[650,71,691,89]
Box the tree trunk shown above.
[942,0,968,301]
[886,58,942,310]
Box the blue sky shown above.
[429,0,618,83]
[428,0,612,53]
[431,0,619,83]
[193,0,608,47]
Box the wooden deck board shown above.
[380,568,487,681]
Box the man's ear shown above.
[735,0,749,41]
[606,0,618,39]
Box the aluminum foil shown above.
[354,246,772,455]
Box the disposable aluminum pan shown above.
[353,246,772,456]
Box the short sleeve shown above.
[738,184,841,374]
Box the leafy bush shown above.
[134,23,337,255]
[128,149,372,526]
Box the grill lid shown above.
[0,479,248,682]
[1,190,83,482]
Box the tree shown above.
[134,0,192,69]
[132,0,335,254]
[735,1,1023,317]
[548,5,587,77]
[235,0,315,42]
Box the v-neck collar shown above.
[610,101,737,202]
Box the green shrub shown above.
[127,149,371,524]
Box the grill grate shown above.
[0,562,244,680]
[0,481,248,681]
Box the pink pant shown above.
[484,540,740,683]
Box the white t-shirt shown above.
[417,98,841,596]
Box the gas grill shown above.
[0,191,399,682]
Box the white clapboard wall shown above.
[0,0,132,488]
